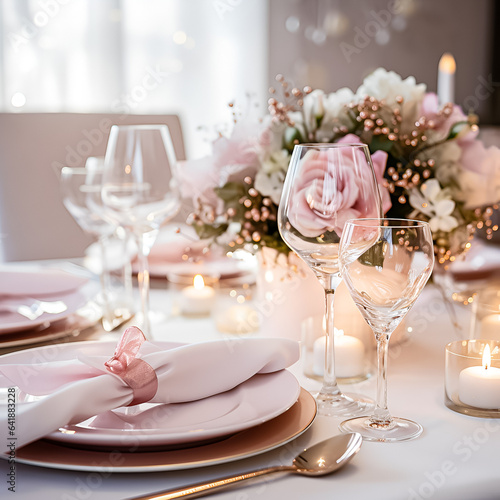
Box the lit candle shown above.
[179,274,216,316]
[458,344,500,409]
[480,314,500,341]
[313,328,365,379]
[437,52,456,106]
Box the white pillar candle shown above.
[437,52,456,106]
[313,329,365,379]
[334,280,372,346]
[480,314,500,341]
[179,274,215,315]
[459,345,500,409]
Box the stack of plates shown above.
[84,225,257,285]
[0,267,101,349]
[3,341,316,472]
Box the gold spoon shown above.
[128,432,362,500]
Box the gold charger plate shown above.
[13,388,316,473]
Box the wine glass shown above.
[59,162,134,331]
[101,125,181,337]
[278,143,382,416]
[338,218,434,441]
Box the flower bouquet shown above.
[181,69,500,267]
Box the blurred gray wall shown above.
[269,0,495,124]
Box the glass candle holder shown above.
[470,284,500,340]
[301,314,374,384]
[168,272,220,317]
[214,281,259,335]
[445,339,500,417]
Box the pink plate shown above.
[0,267,88,297]
[0,289,89,335]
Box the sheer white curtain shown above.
[0,0,269,158]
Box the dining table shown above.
[0,258,499,500]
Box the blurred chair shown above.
[0,113,185,262]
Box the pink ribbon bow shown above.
[104,326,158,406]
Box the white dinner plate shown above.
[1,340,300,450]
[0,289,89,335]
[48,370,299,449]
[10,389,316,472]
[0,267,88,297]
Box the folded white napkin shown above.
[0,327,299,451]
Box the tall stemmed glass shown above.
[101,125,181,337]
[278,143,382,416]
[339,218,434,441]
[59,163,134,331]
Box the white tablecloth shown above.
[1,273,499,500]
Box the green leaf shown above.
[193,223,228,240]
[215,182,245,202]
[446,121,469,140]
[359,239,385,267]
[369,136,394,154]
[283,126,304,151]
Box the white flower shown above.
[260,149,290,174]
[357,68,426,132]
[323,87,357,117]
[254,170,285,204]
[418,141,462,186]
[356,68,426,106]
[409,179,459,232]
[317,88,357,140]
[302,89,326,133]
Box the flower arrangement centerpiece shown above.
[181,69,500,267]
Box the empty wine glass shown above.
[101,125,181,337]
[338,218,434,441]
[59,162,134,330]
[278,143,382,416]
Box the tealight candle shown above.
[479,314,500,340]
[179,274,216,316]
[459,345,500,409]
[313,328,365,379]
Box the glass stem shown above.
[372,332,392,426]
[122,229,134,310]
[135,231,151,339]
[321,287,341,395]
[97,235,113,327]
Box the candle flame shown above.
[193,274,205,290]
[439,53,456,74]
[482,344,491,370]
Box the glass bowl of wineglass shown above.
[101,125,181,337]
[59,161,134,331]
[278,143,382,416]
[338,218,434,441]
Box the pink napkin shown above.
[0,327,299,451]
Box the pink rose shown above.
[179,119,263,217]
[420,93,475,141]
[338,134,391,214]
[288,144,384,238]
